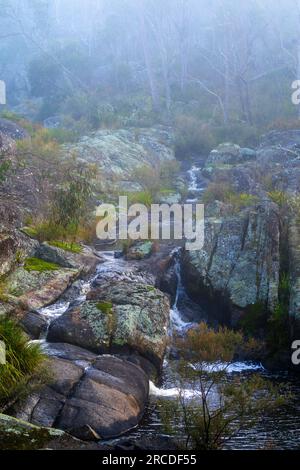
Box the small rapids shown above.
[29,162,300,450]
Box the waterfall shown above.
[169,249,196,333]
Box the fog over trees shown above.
[0,0,300,132]
[1,1,300,453]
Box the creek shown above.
[30,161,300,450]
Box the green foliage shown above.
[202,182,233,204]
[61,94,120,131]
[229,192,259,210]
[267,272,290,353]
[126,191,153,207]
[48,240,82,254]
[0,160,11,182]
[203,182,259,210]
[0,110,38,135]
[268,191,289,208]
[214,124,260,148]
[22,222,66,243]
[0,281,9,303]
[132,161,180,199]
[16,127,63,180]
[240,302,267,337]
[175,116,216,158]
[267,303,290,353]
[24,257,60,273]
[0,110,24,122]
[46,128,78,144]
[0,318,45,408]
[174,116,259,160]
[96,301,113,315]
[51,163,96,241]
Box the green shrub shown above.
[240,302,267,337]
[0,318,45,408]
[126,191,154,207]
[268,191,288,208]
[228,193,259,210]
[214,124,260,148]
[16,127,62,169]
[0,161,11,182]
[202,182,234,204]
[46,128,78,144]
[132,161,180,198]
[174,118,259,159]
[96,301,113,315]
[24,257,60,272]
[23,222,66,243]
[0,109,24,122]
[175,115,216,158]
[267,303,290,353]
[203,183,258,211]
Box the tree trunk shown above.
[138,5,160,111]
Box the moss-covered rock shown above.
[65,126,175,190]
[47,280,170,369]
[182,202,280,327]
[0,413,99,449]
[0,265,79,314]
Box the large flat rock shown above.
[13,352,149,441]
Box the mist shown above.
[1,0,300,131]
[1,0,300,455]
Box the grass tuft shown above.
[24,257,60,273]
[48,240,82,254]
[0,318,45,408]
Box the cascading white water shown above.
[186,165,206,203]
[169,249,196,333]
[150,248,264,399]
